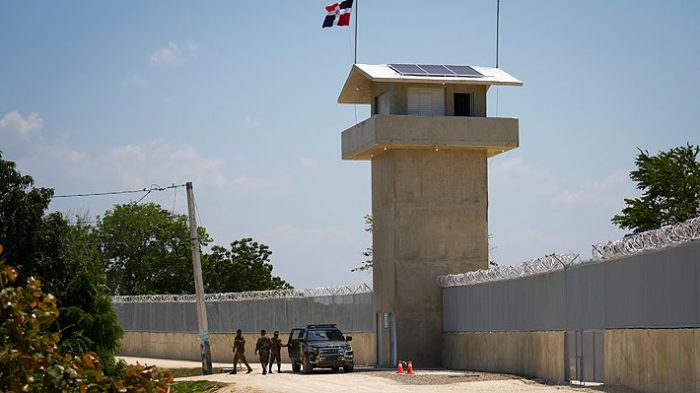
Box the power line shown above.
[52,183,186,199]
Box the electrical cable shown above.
[52,183,186,199]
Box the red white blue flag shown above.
[322,0,354,28]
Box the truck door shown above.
[288,328,304,360]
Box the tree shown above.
[97,203,211,295]
[0,155,122,373]
[351,215,373,273]
[202,238,292,292]
[0,152,53,278]
[612,144,700,233]
[36,213,123,372]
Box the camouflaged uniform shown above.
[268,334,287,373]
[232,333,252,373]
[255,334,273,374]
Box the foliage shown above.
[0,155,122,372]
[351,214,373,272]
[0,253,173,392]
[170,381,227,393]
[34,213,124,372]
[612,144,700,233]
[202,238,292,292]
[98,203,211,295]
[0,152,53,278]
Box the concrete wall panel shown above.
[120,331,376,366]
[605,329,700,393]
[442,331,564,383]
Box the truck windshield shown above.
[306,329,345,342]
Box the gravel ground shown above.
[378,370,518,385]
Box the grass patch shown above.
[171,381,227,393]
[165,367,225,378]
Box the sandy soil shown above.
[119,357,637,393]
[178,367,637,393]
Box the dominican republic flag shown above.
[322,0,354,28]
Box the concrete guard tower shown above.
[338,63,522,367]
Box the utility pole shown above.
[186,182,213,375]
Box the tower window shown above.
[454,93,472,116]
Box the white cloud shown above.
[110,144,144,159]
[551,170,634,209]
[298,157,319,169]
[149,41,198,67]
[106,139,226,189]
[0,111,43,139]
[490,156,560,197]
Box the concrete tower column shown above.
[372,148,488,366]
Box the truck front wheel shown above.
[302,357,313,374]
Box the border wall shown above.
[113,284,376,365]
[441,238,700,393]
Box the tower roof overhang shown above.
[338,64,523,104]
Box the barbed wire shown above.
[111,283,372,303]
[437,253,580,288]
[592,216,700,260]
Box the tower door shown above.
[407,88,444,116]
[375,312,397,367]
[454,93,472,116]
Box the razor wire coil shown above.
[436,253,580,288]
[112,283,372,303]
[592,216,700,260]
[437,216,700,288]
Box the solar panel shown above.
[388,64,428,76]
[417,64,455,76]
[388,64,484,78]
[444,65,483,77]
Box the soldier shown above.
[231,329,253,374]
[255,329,273,375]
[268,330,288,373]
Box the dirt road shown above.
[179,367,634,393]
[119,357,634,393]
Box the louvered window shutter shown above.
[407,88,444,116]
[378,92,391,115]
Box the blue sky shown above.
[1,0,698,288]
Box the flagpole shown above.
[496,0,500,68]
[353,0,358,64]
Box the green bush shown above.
[0,252,173,392]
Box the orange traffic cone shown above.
[407,360,414,374]
[397,360,403,373]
